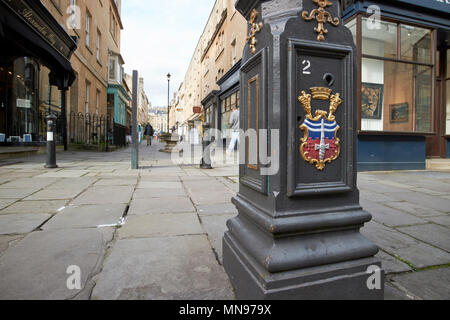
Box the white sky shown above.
[121,0,215,108]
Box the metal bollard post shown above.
[200,122,213,169]
[45,114,58,169]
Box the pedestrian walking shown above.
[227,106,240,155]
[145,123,154,146]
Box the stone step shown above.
[426,159,450,171]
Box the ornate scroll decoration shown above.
[246,9,263,54]
[301,0,340,41]
[298,87,343,171]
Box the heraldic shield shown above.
[299,87,343,171]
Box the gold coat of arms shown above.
[298,87,343,171]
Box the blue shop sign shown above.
[395,0,450,13]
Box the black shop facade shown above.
[0,0,76,148]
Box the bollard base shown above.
[45,164,58,169]
[223,232,385,300]
[200,161,213,170]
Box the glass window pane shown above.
[362,18,397,58]
[361,58,432,133]
[400,24,431,63]
[345,17,357,46]
[231,93,236,106]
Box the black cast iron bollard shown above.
[200,122,213,169]
[45,114,58,169]
[223,0,384,300]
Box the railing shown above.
[68,111,116,149]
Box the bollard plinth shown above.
[45,114,58,169]
[223,0,384,300]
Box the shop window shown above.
[361,17,397,59]
[348,15,435,134]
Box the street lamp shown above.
[167,73,171,133]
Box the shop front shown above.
[0,0,76,148]
[341,0,450,170]
[216,60,241,146]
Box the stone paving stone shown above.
[397,224,450,252]
[0,214,51,235]
[36,170,89,178]
[0,228,114,300]
[0,178,59,190]
[94,178,138,187]
[188,190,235,206]
[0,199,19,210]
[137,181,183,189]
[139,175,180,182]
[119,213,203,239]
[128,197,195,215]
[361,200,426,227]
[361,221,450,269]
[200,214,236,265]
[389,268,450,300]
[410,187,449,196]
[197,203,238,217]
[133,188,187,199]
[25,188,86,201]
[360,190,398,203]
[0,200,68,215]
[43,204,127,230]
[0,235,24,257]
[425,215,450,227]
[376,251,412,274]
[72,186,135,205]
[46,177,97,190]
[384,201,445,218]
[384,282,413,300]
[388,192,450,213]
[91,235,234,300]
[0,188,41,199]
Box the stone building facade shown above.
[174,0,247,141]
[41,0,127,120]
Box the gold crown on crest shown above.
[298,87,343,121]
[310,87,332,100]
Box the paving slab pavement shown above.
[388,268,450,300]
[0,200,68,215]
[0,228,114,300]
[0,214,51,235]
[119,213,204,239]
[91,235,234,300]
[0,143,448,300]
[43,204,128,230]
[128,197,196,215]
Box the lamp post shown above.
[167,73,171,133]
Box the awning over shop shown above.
[0,0,77,89]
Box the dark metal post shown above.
[132,70,139,169]
[45,114,58,169]
[200,122,213,169]
[223,0,383,300]
[61,89,68,151]
[167,73,171,133]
